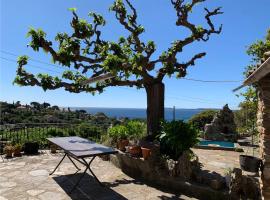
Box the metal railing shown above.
[0,123,109,149]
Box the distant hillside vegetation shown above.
[0,101,118,127]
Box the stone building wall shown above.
[257,74,270,199]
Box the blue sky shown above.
[0,0,269,109]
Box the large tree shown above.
[14,0,222,138]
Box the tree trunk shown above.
[145,82,165,139]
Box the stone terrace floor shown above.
[193,147,259,176]
[0,148,255,200]
[0,151,197,200]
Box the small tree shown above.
[42,102,51,109]
[188,109,217,130]
[30,101,41,110]
[14,0,222,138]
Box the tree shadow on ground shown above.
[53,173,128,200]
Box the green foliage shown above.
[246,39,270,63]
[68,8,77,12]
[77,123,102,140]
[13,0,222,137]
[125,120,146,140]
[188,110,217,130]
[235,87,258,135]
[236,29,270,135]
[108,125,129,140]
[47,129,64,137]
[158,120,199,160]
[17,55,29,66]
[107,120,146,144]
[26,28,46,51]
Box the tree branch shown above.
[157,52,206,80]
[14,57,144,94]
[156,0,222,79]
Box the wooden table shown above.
[47,136,118,192]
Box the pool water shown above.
[199,140,235,148]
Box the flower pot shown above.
[5,150,13,158]
[117,139,129,151]
[141,147,151,160]
[239,155,261,173]
[128,145,141,157]
[50,144,57,154]
[24,142,39,155]
[14,148,22,157]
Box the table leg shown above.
[70,165,88,192]
[49,153,66,175]
[69,156,104,192]
[83,157,104,187]
[67,154,81,171]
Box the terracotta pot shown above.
[14,148,22,157]
[50,144,57,154]
[5,150,13,158]
[141,147,151,160]
[117,139,129,151]
[128,145,141,156]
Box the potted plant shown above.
[24,141,39,155]
[117,138,129,152]
[127,145,141,157]
[13,143,22,157]
[158,120,199,160]
[4,145,14,158]
[239,155,261,173]
[141,147,151,160]
[50,144,57,154]
[108,125,129,151]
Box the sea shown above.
[71,107,209,121]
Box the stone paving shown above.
[0,152,197,200]
[192,147,259,176]
[0,148,258,200]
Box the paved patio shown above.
[193,147,259,176]
[0,147,257,200]
[0,152,197,200]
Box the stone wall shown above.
[109,151,229,200]
[257,74,270,199]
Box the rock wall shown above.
[204,104,237,141]
[109,151,229,200]
[257,74,270,199]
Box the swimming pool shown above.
[195,140,236,151]
[199,140,235,148]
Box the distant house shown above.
[17,105,27,110]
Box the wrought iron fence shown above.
[0,123,109,149]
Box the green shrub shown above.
[67,129,76,136]
[158,120,199,160]
[78,123,101,140]
[188,110,217,130]
[126,120,146,140]
[47,129,64,137]
[108,125,129,140]
[108,120,146,142]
